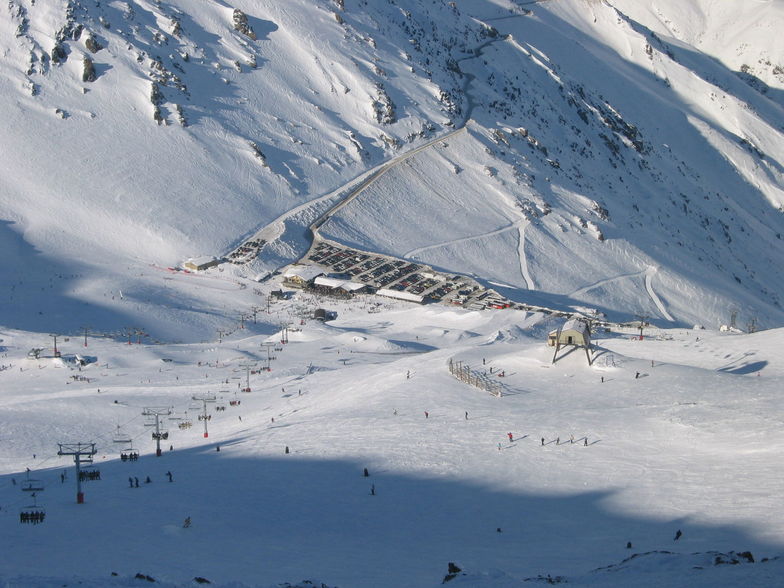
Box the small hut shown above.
[183,256,220,271]
[548,318,592,365]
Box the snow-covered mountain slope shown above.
[1,0,783,334]
[319,0,784,330]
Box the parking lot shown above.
[227,238,266,264]
[304,240,515,309]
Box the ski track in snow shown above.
[404,219,524,258]
[517,219,534,290]
[569,268,647,298]
[645,266,675,321]
[568,265,674,321]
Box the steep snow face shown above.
[320,0,784,329]
[606,0,784,93]
[1,0,783,337]
[0,0,484,260]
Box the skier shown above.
[166,471,173,483]
[674,529,682,541]
[465,411,469,420]
[541,437,545,446]
[635,372,640,379]
[128,477,133,488]
[183,516,191,528]
[424,411,429,419]
[584,438,588,446]
[508,432,513,442]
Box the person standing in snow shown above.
[424,411,429,419]
[507,432,513,442]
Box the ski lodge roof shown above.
[376,288,425,304]
[283,265,324,282]
[313,276,366,292]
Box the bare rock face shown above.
[232,9,256,41]
[82,56,96,82]
[84,32,103,53]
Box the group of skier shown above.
[19,510,45,524]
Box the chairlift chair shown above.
[79,466,101,481]
[22,479,44,492]
[112,425,132,445]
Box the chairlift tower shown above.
[142,407,172,456]
[239,362,254,392]
[261,342,275,371]
[192,393,216,438]
[81,326,91,347]
[634,312,650,340]
[50,333,61,358]
[57,442,97,504]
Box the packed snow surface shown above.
[0,280,783,586]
